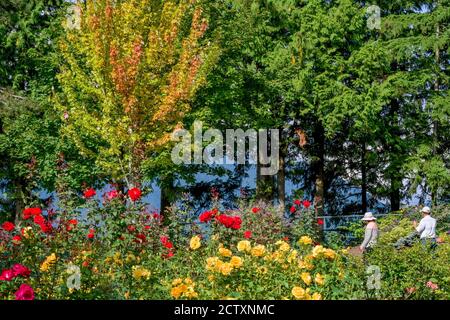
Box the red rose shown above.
[164,241,173,249]
[0,269,15,281]
[152,213,161,220]
[128,187,142,201]
[160,236,173,249]
[68,219,78,225]
[144,225,151,230]
[244,230,252,239]
[317,218,324,226]
[163,251,174,259]
[199,210,213,223]
[231,216,242,230]
[127,225,136,232]
[11,264,31,278]
[33,215,45,225]
[15,284,34,301]
[39,222,53,234]
[87,229,95,239]
[23,207,42,220]
[135,233,146,243]
[251,207,260,213]
[302,200,311,208]
[83,188,96,198]
[289,206,296,213]
[294,199,302,206]
[2,221,15,232]
[12,235,21,245]
[283,236,289,241]
[82,261,89,268]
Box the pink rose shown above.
[15,284,35,300]
[426,281,438,290]
[0,269,15,281]
[12,264,31,277]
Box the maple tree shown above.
[57,0,218,187]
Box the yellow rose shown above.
[292,286,306,299]
[276,240,290,252]
[298,236,313,245]
[312,245,324,257]
[311,292,322,300]
[298,260,313,270]
[314,273,325,286]
[323,248,336,260]
[251,245,266,257]
[301,272,312,286]
[171,286,183,299]
[206,257,220,271]
[230,256,243,268]
[237,240,252,252]
[190,235,201,250]
[287,250,298,263]
[40,253,57,272]
[132,265,151,280]
[172,278,183,286]
[218,247,232,257]
[219,262,233,276]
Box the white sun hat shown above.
[421,206,431,214]
[361,212,377,221]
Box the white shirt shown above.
[416,215,436,239]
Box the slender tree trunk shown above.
[13,179,26,224]
[390,185,400,212]
[277,149,286,209]
[256,141,275,202]
[361,141,367,213]
[431,22,440,205]
[160,176,174,218]
[313,123,325,217]
[388,98,401,212]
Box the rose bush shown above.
[0,188,448,300]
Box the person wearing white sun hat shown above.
[359,212,378,252]
[413,206,437,247]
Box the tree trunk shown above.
[277,149,286,210]
[256,140,275,202]
[313,123,325,217]
[160,175,174,219]
[361,141,367,213]
[431,22,440,205]
[13,179,26,224]
[390,184,400,212]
